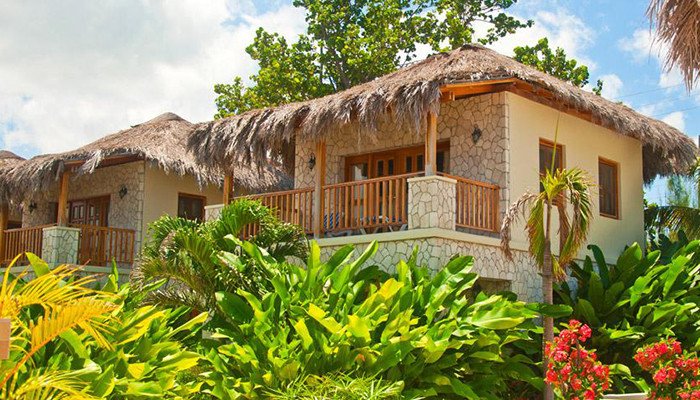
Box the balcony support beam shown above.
[313,139,326,238]
[425,111,438,176]
[0,203,7,263]
[223,172,234,205]
[57,171,70,226]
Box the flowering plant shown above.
[545,320,610,400]
[634,339,700,399]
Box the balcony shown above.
[1,224,135,268]
[210,172,500,238]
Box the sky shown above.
[0,0,697,204]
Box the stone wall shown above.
[407,176,456,230]
[318,233,541,302]
[294,93,508,197]
[42,226,80,266]
[22,161,146,257]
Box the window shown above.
[598,158,619,218]
[539,139,564,176]
[178,194,206,222]
[344,142,449,181]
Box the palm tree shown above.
[0,255,117,399]
[134,199,309,319]
[500,167,593,400]
[646,158,700,239]
[647,0,700,90]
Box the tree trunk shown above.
[543,201,554,400]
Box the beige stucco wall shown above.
[141,163,222,243]
[506,92,645,260]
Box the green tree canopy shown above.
[214,0,533,118]
[513,37,604,95]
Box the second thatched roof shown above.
[2,113,291,202]
[189,44,697,183]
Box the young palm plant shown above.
[134,199,309,319]
[646,157,700,239]
[0,254,117,399]
[500,167,592,399]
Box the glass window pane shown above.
[405,156,413,173]
[598,160,618,217]
[387,159,394,175]
[417,155,424,172]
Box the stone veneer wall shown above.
[319,236,541,302]
[22,162,146,257]
[293,92,508,200]
[41,226,80,266]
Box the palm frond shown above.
[500,192,538,260]
[4,369,97,400]
[648,0,700,89]
[652,205,700,238]
[556,169,593,271]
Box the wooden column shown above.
[56,171,70,226]
[425,111,438,176]
[0,203,8,263]
[313,140,326,238]
[223,172,234,204]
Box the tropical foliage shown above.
[198,241,554,399]
[645,158,700,240]
[135,199,308,319]
[214,0,533,117]
[556,240,700,391]
[0,254,206,399]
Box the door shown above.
[69,196,110,265]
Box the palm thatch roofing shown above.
[190,44,697,183]
[0,151,24,167]
[2,113,291,203]
[648,0,700,89]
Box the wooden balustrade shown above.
[236,187,315,238]
[71,225,136,266]
[441,173,500,233]
[321,173,419,234]
[2,224,54,265]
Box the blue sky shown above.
[0,0,696,204]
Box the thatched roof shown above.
[648,0,700,89]
[0,151,24,167]
[2,113,291,202]
[190,44,697,183]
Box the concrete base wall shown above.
[317,228,541,302]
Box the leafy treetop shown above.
[214,0,533,118]
[513,37,604,95]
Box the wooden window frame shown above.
[177,192,207,221]
[598,157,620,219]
[539,138,565,175]
[343,141,450,182]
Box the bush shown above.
[634,339,700,399]
[198,241,553,399]
[556,241,700,390]
[267,373,404,399]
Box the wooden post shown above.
[425,111,438,176]
[223,173,234,204]
[0,203,7,264]
[57,171,70,226]
[0,318,9,360]
[313,140,326,238]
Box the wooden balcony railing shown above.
[2,224,55,265]
[236,187,315,238]
[71,225,136,266]
[441,173,500,233]
[322,173,420,233]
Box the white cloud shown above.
[661,111,686,131]
[599,73,623,99]
[483,7,597,69]
[0,0,307,156]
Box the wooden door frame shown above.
[177,192,208,221]
[68,195,111,226]
[343,141,449,182]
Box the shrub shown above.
[634,339,700,399]
[266,373,404,399]
[199,241,550,399]
[556,241,700,390]
[545,320,610,399]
